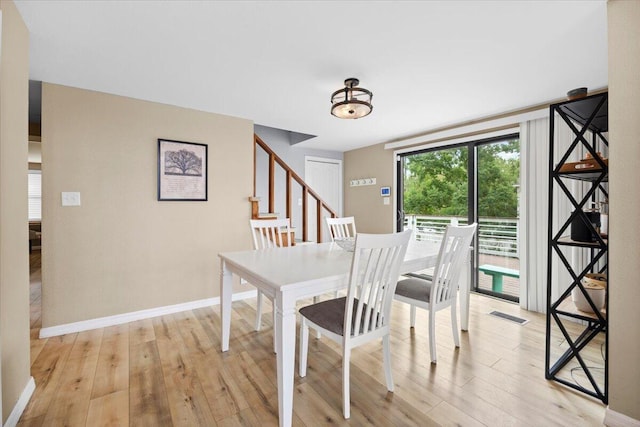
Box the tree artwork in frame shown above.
[158,139,208,201]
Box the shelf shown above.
[556,169,608,182]
[547,91,608,404]
[556,236,607,248]
[556,296,606,322]
[553,93,608,133]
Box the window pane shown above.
[28,171,42,221]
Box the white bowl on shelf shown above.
[571,284,605,313]
[334,237,355,252]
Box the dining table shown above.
[219,239,471,427]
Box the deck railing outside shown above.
[404,214,519,258]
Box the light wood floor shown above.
[21,252,606,426]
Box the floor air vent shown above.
[489,311,529,325]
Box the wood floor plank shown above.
[293,381,353,426]
[216,407,262,427]
[299,338,411,426]
[152,315,219,426]
[461,375,573,426]
[128,340,172,425]
[176,311,251,421]
[347,356,438,426]
[86,390,129,427]
[303,375,377,426]
[225,350,277,411]
[41,329,103,426]
[29,253,42,330]
[129,318,156,344]
[246,393,283,427]
[390,338,527,427]
[207,364,251,421]
[193,306,223,345]
[15,414,45,427]
[470,357,605,425]
[68,327,104,361]
[91,323,130,399]
[19,333,77,421]
[29,332,47,368]
[173,310,215,355]
[425,400,487,427]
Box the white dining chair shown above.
[298,229,412,419]
[249,218,292,344]
[394,223,476,363]
[325,216,357,299]
[326,216,357,241]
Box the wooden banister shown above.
[253,134,338,243]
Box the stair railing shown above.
[253,134,338,243]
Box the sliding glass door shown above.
[397,134,520,302]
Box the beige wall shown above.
[343,143,395,233]
[607,0,640,422]
[0,0,31,422]
[41,84,254,327]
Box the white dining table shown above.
[219,239,471,427]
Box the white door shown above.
[305,156,342,242]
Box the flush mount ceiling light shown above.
[330,78,373,119]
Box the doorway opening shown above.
[29,80,43,334]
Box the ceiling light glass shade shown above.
[331,78,373,119]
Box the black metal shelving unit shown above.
[545,92,609,403]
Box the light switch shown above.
[383,197,390,205]
[61,191,81,206]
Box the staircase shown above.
[251,134,338,244]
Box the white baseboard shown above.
[39,289,258,339]
[4,377,35,427]
[605,407,640,427]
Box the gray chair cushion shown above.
[395,277,432,303]
[299,297,376,336]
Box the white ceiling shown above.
[15,1,608,152]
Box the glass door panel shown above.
[476,139,520,301]
[400,145,469,276]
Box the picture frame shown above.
[158,139,208,201]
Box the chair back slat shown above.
[431,224,477,307]
[326,217,357,241]
[346,230,412,338]
[249,219,292,249]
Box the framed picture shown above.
[158,139,208,201]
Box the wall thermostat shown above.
[380,186,391,196]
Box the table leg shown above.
[221,259,233,352]
[275,293,297,427]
